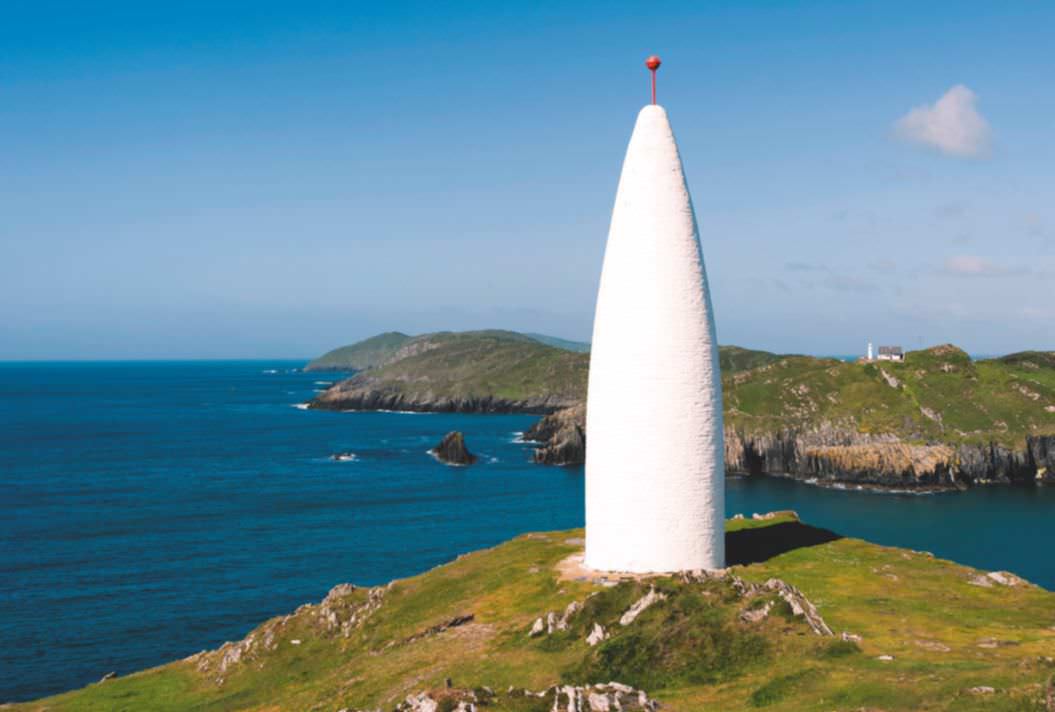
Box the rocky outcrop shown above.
[385,684,659,712]
[192,582,389,686]
[524,407,1055,489]
[525,403,586,465]
[311,380,575,414]
[725,425,1055,489]
[430,432,477,466]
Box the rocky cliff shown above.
[724,425,1055,489]
[527,407,1055,490]
[524,403,586,465]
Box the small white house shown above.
[876,345,904,362]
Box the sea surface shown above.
[1,361,1053,702]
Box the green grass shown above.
[304,331,412,371]
[725,344,1055,447]
[21,516,1055,712]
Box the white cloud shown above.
[895,85,991,158]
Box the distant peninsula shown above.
[306,331,1055,489]
[309,330,589,413]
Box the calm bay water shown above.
[1,361,1052,702]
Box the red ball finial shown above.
[645,55,661,71]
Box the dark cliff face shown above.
[525,404,585,466]
[311,389,571,415]
[726,428,1055,489]
[526,405,1055,489]
[430,431,477,466]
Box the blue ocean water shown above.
[1,361,1053,702]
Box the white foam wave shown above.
[292,403,310,410]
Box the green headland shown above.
[21,514,1055,711]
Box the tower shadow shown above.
[725,522,843,566]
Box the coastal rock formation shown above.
[430,432,477,466]
[313,385,576,414]
[525,406,1055,489]
[524,403,585,465]
[724,426,1055,489]
[385,684,659,712]
[192,582,389,686]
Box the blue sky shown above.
[2,1,1052,358]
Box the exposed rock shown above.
[429,432,477,466]
[528,599,582,636]
[725,422,1055,490]
[586,622,608,646]
[680,569,834,637]
[968,574,994,588]
[196,582,390,685]
[877,655,894,661]
[394,685,657,712]
[987,571,1027,587]
[740,601,772,624]
[968,686,996,695]
[620,587,667,626]
[524,398,1055,488]
[752,510,798,521]
[536,684,659,712]
[841,632,862,643]
[526,403,586,466]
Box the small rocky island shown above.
[429,431,477,466]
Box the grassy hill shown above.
[523,333,591,353]
[24,514,1055,711]
[305,331,588,372]
[304,332,413,372]
[724,344,1055,447]
[311,331,590,413]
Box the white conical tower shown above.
[585,62,724,573]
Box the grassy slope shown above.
[724,345,1055,446]
[27,516,1055,712]
[522,334,592,353]
[720,345,787,374]
[319,331,590,404]
[307,331,590,373]
[305,332,413,372]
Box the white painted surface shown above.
[585,104,725,573]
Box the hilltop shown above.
[305,331,589,373]
[311,331,590,413]
[22,514,1055,711]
